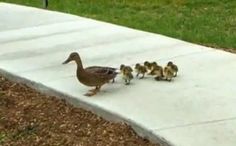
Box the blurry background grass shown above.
[1,0,236,50]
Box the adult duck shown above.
[62,52,118,96]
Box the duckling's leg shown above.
[125,79,130,85]
[136,72,140,78]
[148,70,153,75]
[155,76,161,81]
[125,79,128,85]
[140,73,145,79]
[128,79,131,84]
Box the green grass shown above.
[1,0,236,49]
[0,132,6,144]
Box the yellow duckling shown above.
[148,62,160,75]
[122,66,134,85]
[144,61,152,71]
[150,64,164,81]
[163,66,174,81]
[167,61,178,77]
[135,63,147,79]
[120,64,125,74]
[150,61,157,70]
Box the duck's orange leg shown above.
[88,88,97,92]
[85,86,101,97]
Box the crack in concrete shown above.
[0,25,99,44]
[158,49,214,61]
[0,32,147,61]
[154,117,236,132]
[0,18,77,33]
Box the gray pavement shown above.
[1,3,236,146]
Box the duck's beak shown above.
[62,57,71,64]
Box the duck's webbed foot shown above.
[85,86,101,97]
[88,88,96,92]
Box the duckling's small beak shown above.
[62,57,71,64]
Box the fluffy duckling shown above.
[135,63,147,79]
[148,62,160,75]
[122,66,134,85]
[144,61,152,71]
[167,61,178,77]
[163,66,174,81]
[150,64,164,81]
[150,62,157,70]
[120,64,125,74]
[125,66,133,73]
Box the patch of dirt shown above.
[0,76,159,146]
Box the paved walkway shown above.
[1,3,236,146]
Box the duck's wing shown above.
[85,66,117,74]
[85,66,118,80]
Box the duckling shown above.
[167,61,178,77]
[125,66,133,73]
[150,64,164,81]
[120,64,125,74]
[135,63,147,79]
[122,66,134,85]
[120,64,132,72]
[150,61,157,70]
[163,66,174,81]
[148,62,159,75]
[144,61,152,71]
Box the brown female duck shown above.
[62,52,118,96]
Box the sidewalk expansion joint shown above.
[154,116,236,132]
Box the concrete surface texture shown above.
[1,3,236,146]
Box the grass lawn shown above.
[1,0,236,50]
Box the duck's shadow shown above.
[86,73,180,97]
[101,82,134,94]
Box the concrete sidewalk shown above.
[1,3,236,146]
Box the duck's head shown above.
[62,52,80,64]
